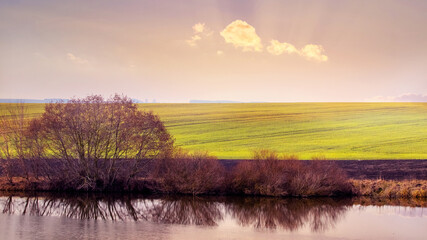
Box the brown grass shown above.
[0,176,50,191]
[351,179,427,198]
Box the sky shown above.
[1,0,427,102]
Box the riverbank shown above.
[1,177,426,199]
[351,179,427,198]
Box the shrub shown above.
[288,161,352,196]
[229,149,352,197]
[155,149,225,195]
[229,150,300,196]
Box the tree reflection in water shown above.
[0,193,223,225]
[226,198,351,232]
[0,192,357,232]
[149,197,223,226]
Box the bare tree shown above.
[37,94,173,190]
[0,103,32,182]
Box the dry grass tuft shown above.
[351,179,427,198]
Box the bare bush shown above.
[229,149,352,197]
[155,149,225,195]
[0,103,35,182]
[288,160,352,196]
[229,149,301,196]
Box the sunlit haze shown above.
[1,0,427,102]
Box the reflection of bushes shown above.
[2,192,425,232]
[0,193,223,225]
[0,193,147,221]
[0,192,353,232]
[226,197,351,232]
[149,197,223,225]
[228,150,352,197]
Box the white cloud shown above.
[216,50,224,56]
[266,41,328,62]
[220,20,263,52]
[186,22,213,47]
[300,44,328,62]
[193,23,205,34]
[267,40,299,55]
[188,19,329,62]
[66,53,88,64]
[365,93,427,102]
[186,35,202,47]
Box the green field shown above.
[1,103,427,160]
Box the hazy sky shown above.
[1,0,427,102]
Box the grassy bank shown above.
[351,179,427,198]
[2,102,427,159]
[2,178,427,200]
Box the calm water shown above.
[0,193,426,240]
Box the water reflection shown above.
[0,192,425,234]
[354,196,427,208]
[1,194,145,221]
[150,197,223,225]
[0,193,224,225]
[226,198,351,232]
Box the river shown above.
[0,193,425,240]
